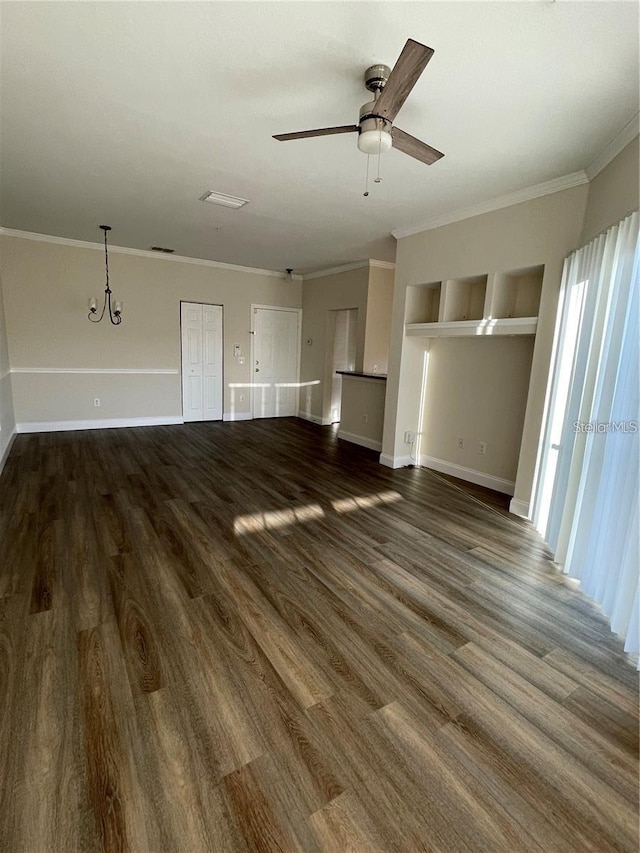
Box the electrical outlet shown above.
[240,394,245,402]
[404,430,415,444]
[479,441,487,455]
[93,398,100,407]
[456,436,464,449]
[363,414,368,424]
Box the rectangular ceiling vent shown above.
[200,190,249,209]
[150,246,175,253]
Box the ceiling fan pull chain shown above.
[374,129,382,183]
[363,154,370,197]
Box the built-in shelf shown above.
[405,317,538,337]
[405,264,544,338]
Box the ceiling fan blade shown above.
[374,39,434,122]
[273,125,358,142]
[392,127,444,165]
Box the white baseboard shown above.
[337,430,382,452]
[223,412,253,422]
[379,453,413,469]
[297,411,333,426]
[0,429,17,477]
[16,415,184,433]
[419,455,515,496]
[509,498,531,519]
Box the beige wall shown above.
[363,266,394,374]
[338,375,387,450]
[420,337,534,485]
[0,270,16,469]
[581,136,639,244]
[384,184,589,504]
[299,263,395,423]
[3,137,635,496]
[299,267,369,423]
[0,235,301,425]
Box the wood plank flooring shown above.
[0,418,637,852]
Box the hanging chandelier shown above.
[88,225,122,325]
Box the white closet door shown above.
[181,302,223,422]
[253,307,300,418]
[202,304,223,420]
[181,302,204,421]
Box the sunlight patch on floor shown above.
[332,490,403,514]
[233,490,403,536]
[234,503,325,535]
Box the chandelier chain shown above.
[104,227,111,294]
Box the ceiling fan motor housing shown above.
[364,64,391,92]
[358,100,393,154]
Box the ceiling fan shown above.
[273,38,444,167]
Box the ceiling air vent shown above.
[200,190,249,209]
[150,246,175,253]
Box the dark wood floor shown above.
[0,418,637,852]
[430,472,513,515]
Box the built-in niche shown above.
[489,265,543,319]
[441,275,488,322]
[405,281,442,324]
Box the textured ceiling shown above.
[0,1,638,273]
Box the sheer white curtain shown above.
[531,211,639,656]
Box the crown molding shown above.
[0,227,302,280]
[585,114,639,181]
[302,260,369,281]
[302,258,395,281]
[391,171,589,240]
[0,225,396,283]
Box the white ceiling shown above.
[1,1,638,274]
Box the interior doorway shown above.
[180,302,223,422]
[329,308,357,423]
[251,306,301,418]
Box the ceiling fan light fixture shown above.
[358,128,393,155]
[358,102,393,155]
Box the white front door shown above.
[181,302,223,422]
[252,307,300,418]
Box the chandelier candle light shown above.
[88,225,123,325]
